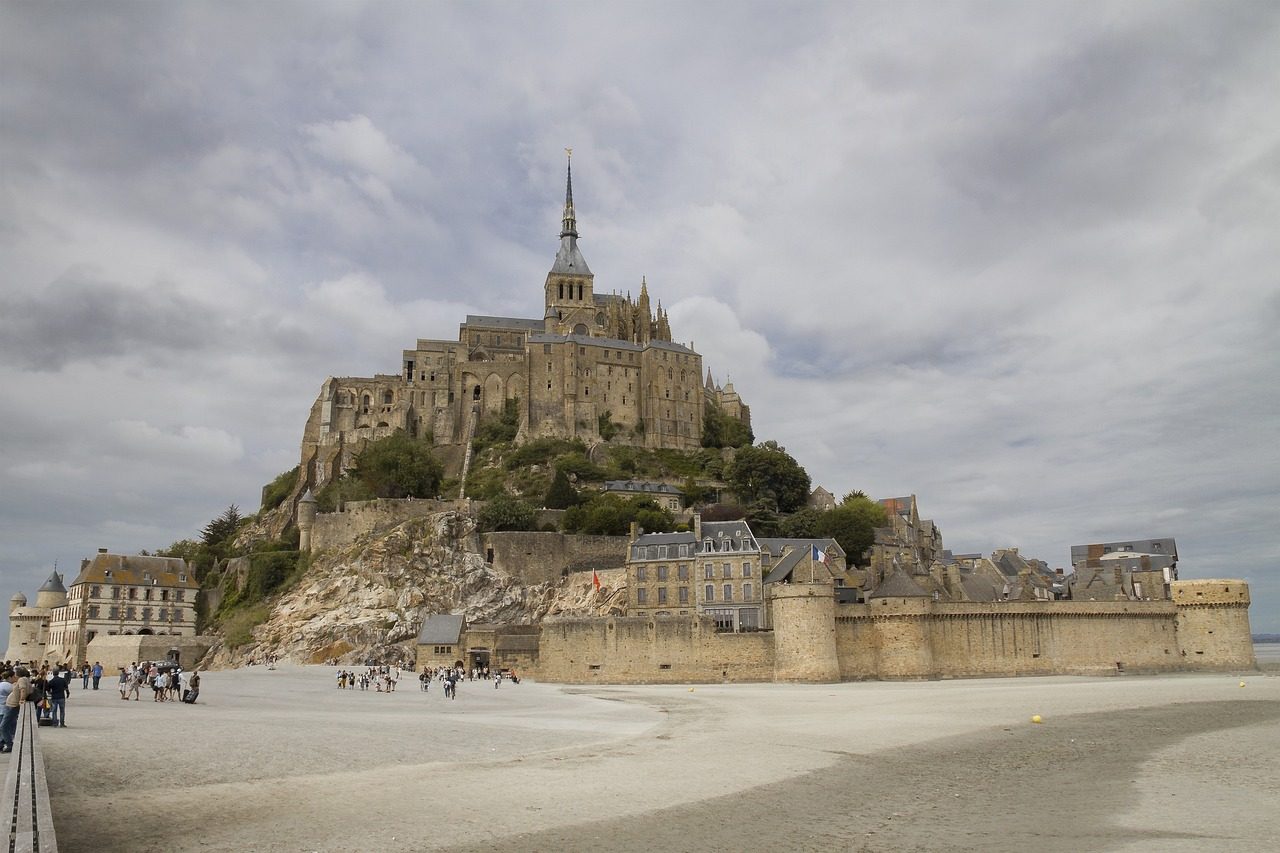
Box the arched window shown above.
[362,394,371,413]
[473,386,481,401]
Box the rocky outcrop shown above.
[205,511,622,668]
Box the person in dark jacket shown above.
[46,671,69,727]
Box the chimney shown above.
[628,521,638,543]
[98,548,108,554]
[693,512,702,542]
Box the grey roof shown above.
[527,333,643,350]
[869,569,930,599]
[646,339,696,354]
[757,537,842,559]
[463,315,544,330]
[417,614,465,645]
[633,531,696,546]
[604,480,682,495]
[550,235,592,276]
[763,548,809,585]
[298,489,316,504]
[1069,538,1177,565]
[38,571,66,593]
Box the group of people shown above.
[0,660,78,741]
[335,666,401,692]
[115,662,201,704]
[0,658,205,749]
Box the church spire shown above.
[560,148,578,239]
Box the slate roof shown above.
[417,614,465,645]
[69,554,197,589]
[869,569,931,599]
[604,480,682,496]
[463,315,545,330]
[38,571,66,593]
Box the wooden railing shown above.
[2,701,58,852]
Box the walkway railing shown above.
[2,701,58,852]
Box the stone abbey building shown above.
[299,156,750,493]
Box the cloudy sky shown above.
[2,1,1277,640]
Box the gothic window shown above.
[596,312,605,325]
[667,368,673,379]
[363,394,371,412]
[577,284,583,300]
[558,283,564,299]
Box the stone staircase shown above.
[457,403,480,499]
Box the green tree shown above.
[679,477,716,509]
[819,494,887,567]
[724,441,811,513]
[702,400,754,449]
[201,504,244,560]
[476,494,538,532]
[597,410,620,441]
[260,466,300,512]
[352,432,444,499]
[562,494,675,536]
[544,468,580,509]
[472,398,520,454]
[778,507,824,539]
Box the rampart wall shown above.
[310,499,471,552]
[535,616,775,684]
[521,580,1255,683]
[481,532,629,585]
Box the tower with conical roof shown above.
[544,150,598,336]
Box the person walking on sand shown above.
[91,661,103,689]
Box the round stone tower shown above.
[868,569,935,680]
[297,489,318,553]
[1171,579,1255,670]
[34,571,67,610]
[770,581,840,682]
[9,590,26,615]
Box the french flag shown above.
[812,545,828,564]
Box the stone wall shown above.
[481,531,629,586]
[310,499,472,552]
[1172,579,1256,669]
[84,634,215,671]
[534,616,775,684]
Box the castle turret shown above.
[297,490,318,553]
[35,571,67,610]
[868,569,935,679]
[9,591,26,616]
[1172,579,1255,670]
[770,580,840,682]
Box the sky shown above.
[2,1,1277,640]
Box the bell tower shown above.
[544,149,597,336]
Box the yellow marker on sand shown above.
[1031,715,1043,724]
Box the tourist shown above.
[153,670,167,702]
[46,668,69,727]
[91,660,103,690]
[1,668,31,753]
[185,671,200,704]
[80,663,91,689]
[118,667,128,700]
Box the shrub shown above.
[260,466,300,512]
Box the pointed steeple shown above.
[560,149,578,239]
[549,148,591,276]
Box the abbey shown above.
[299,156,750,493]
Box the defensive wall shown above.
[536,615,775,684]
[519,579,1255,683]
[481,531,629,585]
[309,498,472,552]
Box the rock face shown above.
[205,511,622,668]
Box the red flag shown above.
[592,570,601,591]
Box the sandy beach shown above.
[10,664,1277,852]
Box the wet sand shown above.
[13,666,1277,852]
